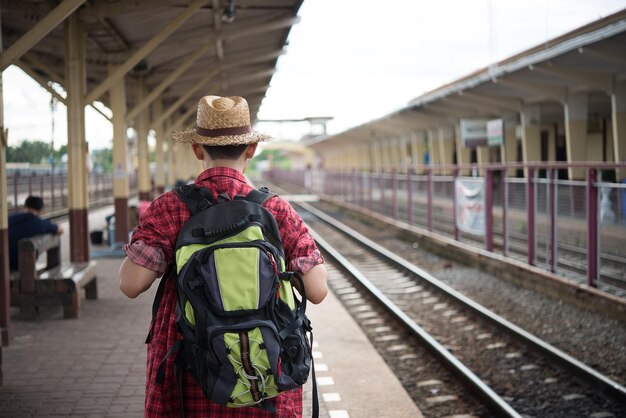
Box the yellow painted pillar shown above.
[371,142,380,172]
[0,10,15,344]
[381,140,392,170]
[565,92,588,180]
[501,116,518,177]
[153,100,165,194]
[413,131,427,173]
[65,14,89,262]
[399,136,409,173]
[109,65,131,244]
[135,77,151,200]
[546,124,556,162]
[428,129,441,172]
[612,80,626,179]
[168,134,177,189]
[361,144,370,171]
[455,124,472,176]
[392,138,402,170]
[476,146,490,175]
[521,105,541,177]
[438,126,455,174]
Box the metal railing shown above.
[269,162,626,289]
[6,172,138,215]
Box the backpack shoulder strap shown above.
[244,186,276,205]
[174,185,213,216]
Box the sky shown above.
[4,0,626,150]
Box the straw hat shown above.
[172,95,271,145]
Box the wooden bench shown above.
[10,234,98,319]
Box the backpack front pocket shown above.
[208,322,281,407]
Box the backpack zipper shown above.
[239,331,262,402]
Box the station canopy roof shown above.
[0,0,303,127]
[311,8,626,149]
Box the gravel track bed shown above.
[325,265,491,417]
[311,200,626,388]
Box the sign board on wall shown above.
[460,119,488,147]
[487,119,503,146]
[454,177,486,236]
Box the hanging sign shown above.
[460,119,488,147]
[455,177,486,235]
[487,119,503,146]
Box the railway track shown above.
[294,200,626,417]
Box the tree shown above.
[7,140,53,163]
[91,147,113,173]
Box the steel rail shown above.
[304,214,523,417]
[296,201,626,405]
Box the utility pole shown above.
[50,93,56,173]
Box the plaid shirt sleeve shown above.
[264,196,324,274]
[124,192,188,274]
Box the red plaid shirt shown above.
[125,167,323,418]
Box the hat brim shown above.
[172,128,272,145]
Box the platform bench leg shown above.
[63,292,80,319]
[85,277,98,300]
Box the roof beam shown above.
[443,96,502,115]
[531,64,612,93]
[581,45,626,67]
[16,59,111,122]
[0,0,86,71]
[15,61,66,105]
[153,54,277,127]
[79,0,176,19]
[126,42,212,122]
[457,92,520,113]
[84,0,209,104]
[495,77,566,103]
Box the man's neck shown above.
[203,158,246,173]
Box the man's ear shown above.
[191,143,205,160]
[245,143,258,159]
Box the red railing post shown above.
[549,169,557,273]
[527,168,536,265]
[407,168,413,225]
[587,168,598,287]
[369,170,373,211]
[427,168,433,232]
[452,168,459,240]
[485,168,494,252]
[379,169,385,215]
[501,170,508,256]
[13,176,18,211]
[51,171,55,209]
[392,168,398,220]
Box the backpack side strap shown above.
[244,186,276,205]
[175,185,213,216]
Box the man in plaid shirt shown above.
[119,95,328,417]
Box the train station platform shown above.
[0,204,422,417]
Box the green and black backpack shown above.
[151,184,318,416]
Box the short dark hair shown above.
[201,144,248,160]
[25,196,44,211]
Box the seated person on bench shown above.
[8,195,64,271]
